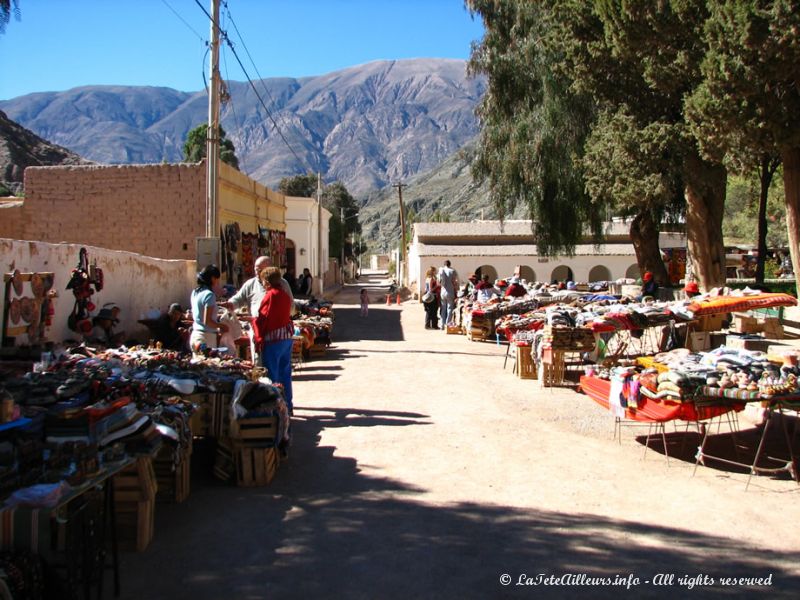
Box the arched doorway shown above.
[551,265,573,283]
[285,239,297,279]
[475,264,498,282]
[517,265,536,283]
[589,265,612,282]
[625,264,640,279]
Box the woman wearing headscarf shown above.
[254,267,295,411]
[190,264,228,352]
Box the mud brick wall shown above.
[23,163,205,259]
[0,200,25,239]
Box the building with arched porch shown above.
[407,220,685,294]
[285,196,332,296]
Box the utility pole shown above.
[316,173,323,295]
[340,206,345,283]
[206,0,220,239]
[393,183,408,286]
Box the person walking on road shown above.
[360,288,369,317]
[423,266,440,330]
[437,260,458,329]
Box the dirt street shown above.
[119,271,800,599]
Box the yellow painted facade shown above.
[218,161,286,233]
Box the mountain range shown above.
[0,109,90,195]
[0,58,486,199]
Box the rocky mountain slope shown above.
[0,109,90,195]
[0,59,485,198]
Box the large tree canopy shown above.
[182,124,239,170]
[686,0,800,293]
[466,0,605,257]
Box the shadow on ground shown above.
[118,409,800,599]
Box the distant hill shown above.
[358,139,528,253]
[0,59,486,198]
[0,109,90,195]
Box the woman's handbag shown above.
[422,291,435,304]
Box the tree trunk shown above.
[754,156,775,284]
[781,146,800,297]
[629,210,669,285]
[684,150,727,289]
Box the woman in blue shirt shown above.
[190,265,228,352]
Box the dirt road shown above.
[119,270,800,599]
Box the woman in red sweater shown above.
[254,267,295,411]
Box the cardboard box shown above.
[725,334,770,352]
[732,314,759,334]
[759,317,784,339]
[688,332,710,352]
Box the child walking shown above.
[360,289,369,317]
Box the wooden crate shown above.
[229,416,278,447]
[235,446,279,487]
[308,344,326,358]
[113,457,157,552]
[546,326,595,351]
[213,439,235,482]
[113,457,157,503]
[115,498,155,552]
[515,345,537,379]
[446,325,463,335]
[153,447,191,503]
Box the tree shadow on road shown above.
[120,408,800,600]
[333,307,405,342]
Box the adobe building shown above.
[408,220,686,291]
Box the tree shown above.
[555,0,728,289]
[686,0,800,293]
[279,175,360,264]
[466,0,607,258]
[278,173,317,198]
[182,124,239,170]
[0,0,20,34]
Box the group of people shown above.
[190,257,295,411]
[422,260,459,330]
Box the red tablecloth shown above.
[579,376,743,422]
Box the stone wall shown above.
[23,163,205,259]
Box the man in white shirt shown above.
[223,256,293,316]
[437,260,459,329]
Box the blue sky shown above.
[0,0,484,100]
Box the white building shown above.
[408,220,686,292]
[285,196,332,295]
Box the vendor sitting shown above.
[474,274,495,303]
[639,271,658,300]
[151,303,188,351]
[504,276,527,298]
[89,308,125,348]
[683,281,701,298]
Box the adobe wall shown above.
[23,163,205,260]
[0,200,25,240]
[1,238,195,345]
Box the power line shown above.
[160,0,206,42]
[193,0,311,172]
[223,2,295,137]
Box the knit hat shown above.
[643,272,653,282]
[684,281,699,294]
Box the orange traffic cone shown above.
[386,293,391,305]
[396,293,401,305]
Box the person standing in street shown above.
[360,288,370,317]
[437,260,458,329]
[190,264,228,352]
[423,266,440,330]
[254,267,295,412]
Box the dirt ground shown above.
[118,270,800,599]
